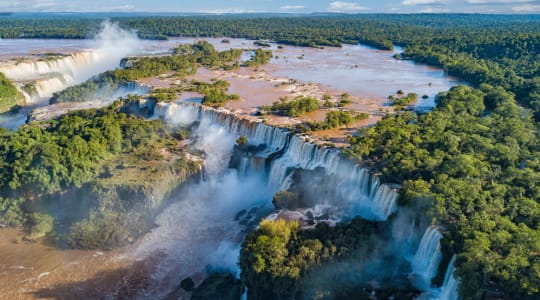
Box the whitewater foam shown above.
[412,226,444,290]
[154,102,399,221]
[0,21,142,103]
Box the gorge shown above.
[0,38,459,299]
[1,13,538,300]
[134,100,459,299]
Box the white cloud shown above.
[327,1,368,12]
[402,0,449,5]
[204,8,253,14]
[0,0,136,12]
[0,0,30,10]
[280,5,305,10]
[419,6,450,12]
[32,0,57,9]
[467,0,535,3]
[108,5,134,11]
[512,4,540,11]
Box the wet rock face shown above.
[180,277,195,291]
[228,143,267,171]
[191,273,245,300]
[119,97,157,118]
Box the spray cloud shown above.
[128,105,273,298]
[78,21,142,82]
[0,21,142,102]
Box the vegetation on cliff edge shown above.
[0,101,200,248]
[0,72,24,113]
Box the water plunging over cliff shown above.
[0,52,100,101]
[131,102,273,299]
[439,255,460,300]
[122,100,465,299]
[0,51,102,81]
[154,102,399,221]
[0,21,142,103]
[417,254,461,300]
[412,226,444,290]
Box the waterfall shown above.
[390,214,418,257]
[0,51,102,81]
[267,135,339,188]
[417,254,461,300]
[0,51,104,102]
[408,218,417,244]
[412,226,443,290]
[0,21,143,106]
[7,73,74,104]
[130,99,284,299]
[153,102,399,221]
[154,102,201,126]
[439,255,460,300]
[370,179,399,220]
[33,74,73,99]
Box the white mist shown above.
[0,21,142,103]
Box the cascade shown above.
[408,218,417,245]
[1,22,142,106]
[132,102,466,298]
[121,81,147,91]
[403,217,417,251]
[370,180,399,220]
[439,255,460,300]
[153,102,399,221]
[20,89,32,104]
[1,48,141,104]
[412,226,444,290]
[418,255,461,300]
[0,51,102,81]
[0,51,102,103]
[33,74,73,99]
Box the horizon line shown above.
[1,11,540,15]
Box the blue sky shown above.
[0,0,539,13]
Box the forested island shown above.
[0,13,538,300]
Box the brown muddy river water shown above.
[0,229,132,299]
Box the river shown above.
[149,38,461,108]
[0,37,460,113]
[0,36,460,130]
[0,36,463,299]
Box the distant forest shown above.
[0,14,539,299]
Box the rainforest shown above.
[0,12,538,300]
